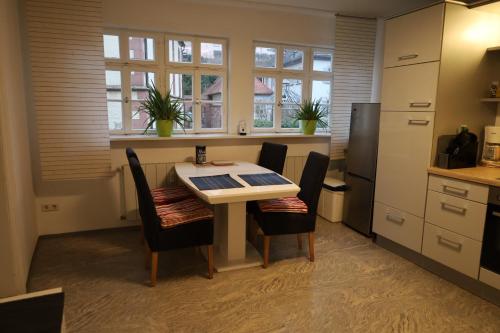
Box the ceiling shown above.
[199,0,439,18]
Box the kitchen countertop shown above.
[428,166,500,187]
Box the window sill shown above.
[110,132,331,142]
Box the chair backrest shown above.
[298,151,329,214]
[126,147,139,162]
[128,156,160,240]
[258,142,288,174]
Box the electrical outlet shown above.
[41,204,59,212]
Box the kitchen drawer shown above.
[383,4,444,68]
[381,62,439,112]
[425,190,486,241]
[428,175,489,204]
[422,223,481,279]
[373,201,424,252]
[375,112,434,217]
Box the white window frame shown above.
[104,29,227,134]
[252,42,333,133]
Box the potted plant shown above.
[293,98,328,135]
[138,83,190,137]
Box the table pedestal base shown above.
[205,202,263,271]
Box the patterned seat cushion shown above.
[156,198,214,229]
[151,185,193,205]
[257,197,308,214]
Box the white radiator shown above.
[122,156,307,221]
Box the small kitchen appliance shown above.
[481,126,500,167]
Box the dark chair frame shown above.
[127,155,214,286]
[253,151,330,267]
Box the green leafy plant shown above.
[138,83,191,133]
[293,98,329,129]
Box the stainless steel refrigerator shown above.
[342,103,381,236]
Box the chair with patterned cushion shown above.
[253,151,329,268]
[258,142,288,174]
[246,142,288,219]
[128,156,215,286]
[126,147,193,206]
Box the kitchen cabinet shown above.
[383,4,444,68]
[381,62,439,112]
[375,112,434,217]
[373,202,424,252]
[422,222,482,278]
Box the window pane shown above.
[281,78,302,103]
[201,42,223,65]
[313,50,333,72]
[129,37,155,61]
[169,73,193,130]
[254,104,274,128]
[254,77,275,103]
[201,103,222,129]
[105,70,122,130]
[283,48,304,70]
[312,80,330,128]
[201,75,222,101]
[281,104,300,128]
[255,47,276,68]
[312,80,331,104]
[103,35,120,59]
[281,78,302,129]
[169,40,192,63]
[131,71,155,130]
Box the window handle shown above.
[277,101,283,107]
[124,96,129,103]
[195,99,201,105]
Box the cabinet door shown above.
[383,4,444,68]
[375,111,434,217]
[373,201,424,252]
[381,62,440,112]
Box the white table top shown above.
[175,161,300,204]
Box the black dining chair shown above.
[253,151,329,268]
[247,142,289,218]
[258,142,288,174]
[128,156,215,286]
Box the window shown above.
[104,30,227,134]
[253,43,333,132]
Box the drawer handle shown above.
[442,185,468,197]
[440,202,467,215]
[398,54,418,61]
[408,119,430,126]
[492,211,500,218]
[409,102,432,108]
[386,213,405,225]
[437,235,463,252]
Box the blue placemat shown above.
[238,173,292,186]
[189,174,244,191]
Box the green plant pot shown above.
[156,119,174,137]
[300,120,317,135]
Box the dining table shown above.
[175,161,300,272]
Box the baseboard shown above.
[375,235,500,307]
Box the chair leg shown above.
[207,245,214,279]
[297,234,303,250]
[308,232,315,262]
[150,252,158,287]
[263,236,271,268]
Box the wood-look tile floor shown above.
[29,217,500,332]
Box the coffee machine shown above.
[481,126,500,167]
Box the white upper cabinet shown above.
[381,62,440,112]
[375,111,435,217]
[383,4,444,68]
